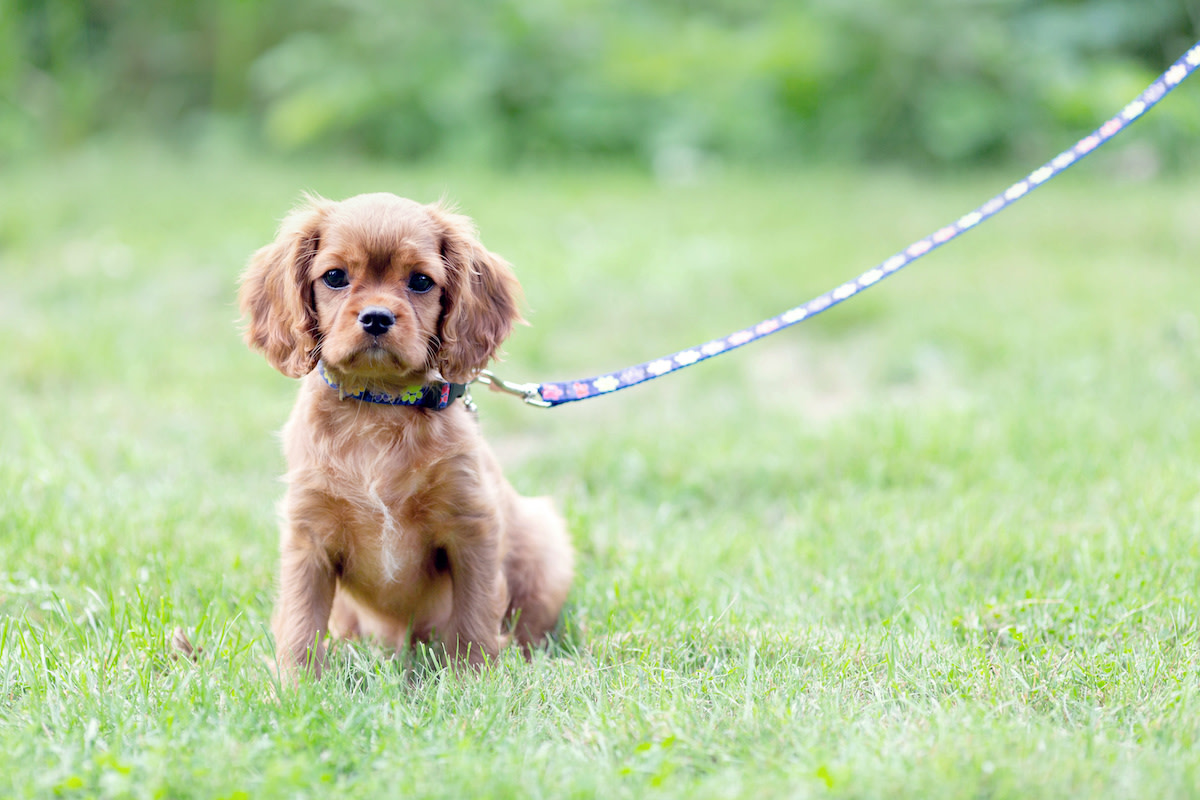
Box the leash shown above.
[479,40,1200,408]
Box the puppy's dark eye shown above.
[322,269,350,289]
[407,273,435,293]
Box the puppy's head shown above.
[239,193,521,386]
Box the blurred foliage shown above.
[1,0,1197,168]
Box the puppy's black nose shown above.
[358,306,395,337]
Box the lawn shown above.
[1,141,1198,798]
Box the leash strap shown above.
[503,41,1200,407]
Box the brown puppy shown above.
[239,192,573,676]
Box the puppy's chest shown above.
[338,475,435,586]
[303,445,449,585]
[286,409,477,584]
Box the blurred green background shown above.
[3,0,1198,170]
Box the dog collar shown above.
[317,362,468,410]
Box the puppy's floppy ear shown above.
[238,195,334,378]
[430,203,523,383]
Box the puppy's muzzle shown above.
[358,306,395,338]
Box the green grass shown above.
[2,141,1199,798]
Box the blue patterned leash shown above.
[478,40,1200,408]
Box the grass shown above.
[2,140,1199,798]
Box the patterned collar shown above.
[317,362,468,410]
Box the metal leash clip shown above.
[474,370,552,408]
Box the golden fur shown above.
[239,192,573,676]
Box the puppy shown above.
[239,192,573,676]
